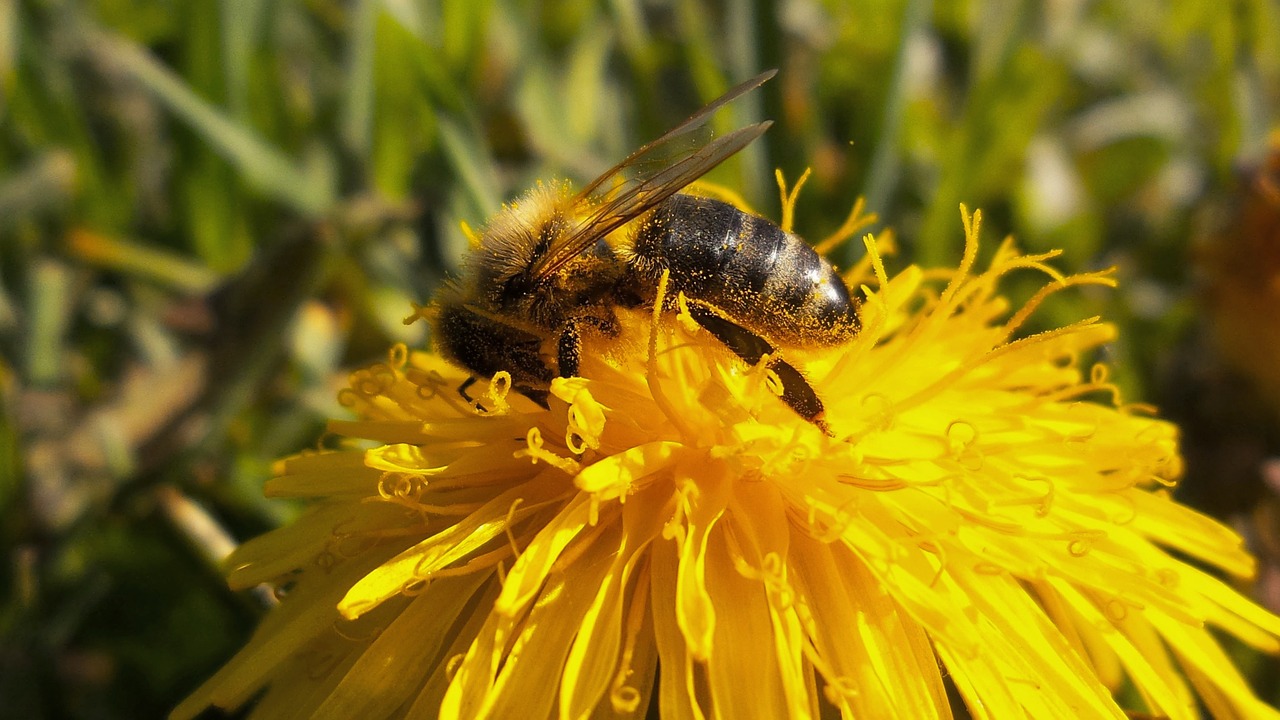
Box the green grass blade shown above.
[84,27,335,218]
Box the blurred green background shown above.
[4,0,1280,717]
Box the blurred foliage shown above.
[2,0,1279,717]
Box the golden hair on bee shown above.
[465,180,575,291]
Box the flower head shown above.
[176,197,1280,720]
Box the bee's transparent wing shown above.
[534,122,771,281]
[531,70,776,282]
[574,69,776,201]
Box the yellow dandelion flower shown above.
[174,198,1280,720]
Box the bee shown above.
[432,70,860,430]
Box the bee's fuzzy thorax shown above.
[469,180,574,290]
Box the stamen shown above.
[1103,595,1133,622]
[336,388,359,408]
[387,343,409,369]
[504,498,525,560]
[561,383,606,453]
[400,578,428,596]
[815,196,878,256]
[350,365,397,399]
[428,547,514,579]
[1001,270,1117,341]
[1020,476,1056,517]
[646,272,698,440]
[483,371,513,414]
[945,420,978,454]
[1067,530,1106,557]
[1108,494,1137,525]
[804,498,861,542]
[891,318,1107,417]
[862,233,891,289]
[459,220,481,249]
[514,428,580,475]
[775,167,812,234]
[376,471,426,501]
[661,478,695,547]
[610,561,652,713]
[762,552,795,608]
[938,205,982,309]
[403,368,446,400]
[843,228,895,286]
[914,539,949,587]
[860,392,896,432]
[401,302,431,326]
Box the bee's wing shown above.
[575,69,777,200]
[533,122,771,281]
[531,70,776,282]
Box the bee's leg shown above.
[556,315,620,379]
[457,376,483,410]
[558,319,582,378]
[684,300,830,434]
[521,389,551,409]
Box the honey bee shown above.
[432,70,859,430]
